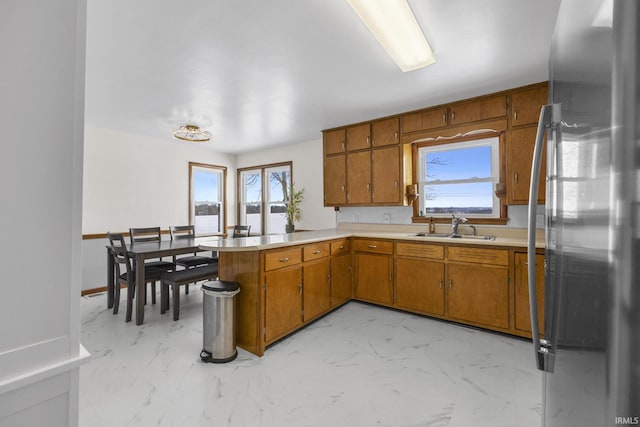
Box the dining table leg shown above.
[107,247,114,308]
[135,253,146,325]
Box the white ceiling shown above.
[85,0,561,154]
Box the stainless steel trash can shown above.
[200,280,240,363]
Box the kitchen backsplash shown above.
[335,204,545,229]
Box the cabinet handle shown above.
[339,245,345,249]
[279,257,289,262]
[341,185,345,192]
[341,141,345,150]
[515,173,519,184]
[449,280,453,289]
[439,279,443,289]
[451,111,456,122]
[523,261,529,265]
[395,180,399,190]
[368,244,377,248]
[367,183,371,192]
[366,136,370,146]
[299,283,302,294]
[313,250,321,254]
[514,111,518,121]
[394,131,398,140]
[442,112,447,123]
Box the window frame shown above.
[412,132,507,224]
[188,162,227,236]
[237,161,293,235]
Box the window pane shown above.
[425,146,492,181]
[423,182,494,215]
[268,169,290,202]
[268,203,287,234]
[243,172,262,203]
[244,203,262,234]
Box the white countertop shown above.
[199,223,545,251]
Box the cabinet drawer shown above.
[396,242,444,260]
[330,239,351,255]
[447,246,509,266]
[264,247,302,271]
[354,239,393,254]
[303,242,330,261]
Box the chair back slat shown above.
[232,225,251,238]
[129,227,162,244]
[170,225,195,240]
[107,232,134,274]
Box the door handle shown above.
[528,103,560,373]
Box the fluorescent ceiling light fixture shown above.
[347,0,435,72]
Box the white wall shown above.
[236,138,337,231]
[0,0,88,425]
[83,127,237,234]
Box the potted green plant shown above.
[285,184,304,233]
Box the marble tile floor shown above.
[80,289,542,427]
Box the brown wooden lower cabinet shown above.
[395,257,445,316]
[354,252,393,305]
[514,252,545,335]
[330,252,352,306]
[264,266,303,344]
[446,263,509,329]
[303,258,331,322]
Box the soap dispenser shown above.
[429,217,436,234]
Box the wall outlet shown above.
[383,213,391,224]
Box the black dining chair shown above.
[128,227,176,272]
[108,232,166,322]
[170,225,218,294]
[232,225,251,238]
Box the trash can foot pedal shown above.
[200,349,238,364]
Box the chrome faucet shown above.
[451,214,468,234]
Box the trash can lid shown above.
[202,280,240,292]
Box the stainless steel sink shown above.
[449,234,496,241]
[411,232,451,238]
[411,232,496,241]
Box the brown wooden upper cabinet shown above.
[449,95,507,125]
[346,123,371,151]
[507,127,546,205]
[324,128,346,155]
[323,154,346,206]
[402,107,448,133]
[511,85,549,127]
[371,117,400,147]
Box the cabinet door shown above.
[324,154,346,206]
[511,86,548,127]
[450,95,507,125]
[372,146,400,204]
[354,253,393,305]
[303,258,331,322]
[447,263,509,329]
[324,129,346,155]
[346,151,371,204]
[402,107,448,133]
[346,123,371,151]
[507,127,546,204]
[371,117,399,147]
[331,253,352,306]
[265,266,303,343]
[514,253,545,335]
[395,258,444,316]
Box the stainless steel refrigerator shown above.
[527,0,640,425]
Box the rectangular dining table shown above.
[106,236,221,325]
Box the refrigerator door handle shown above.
[527,103,557,372]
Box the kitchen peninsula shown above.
[200,223,545,356]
